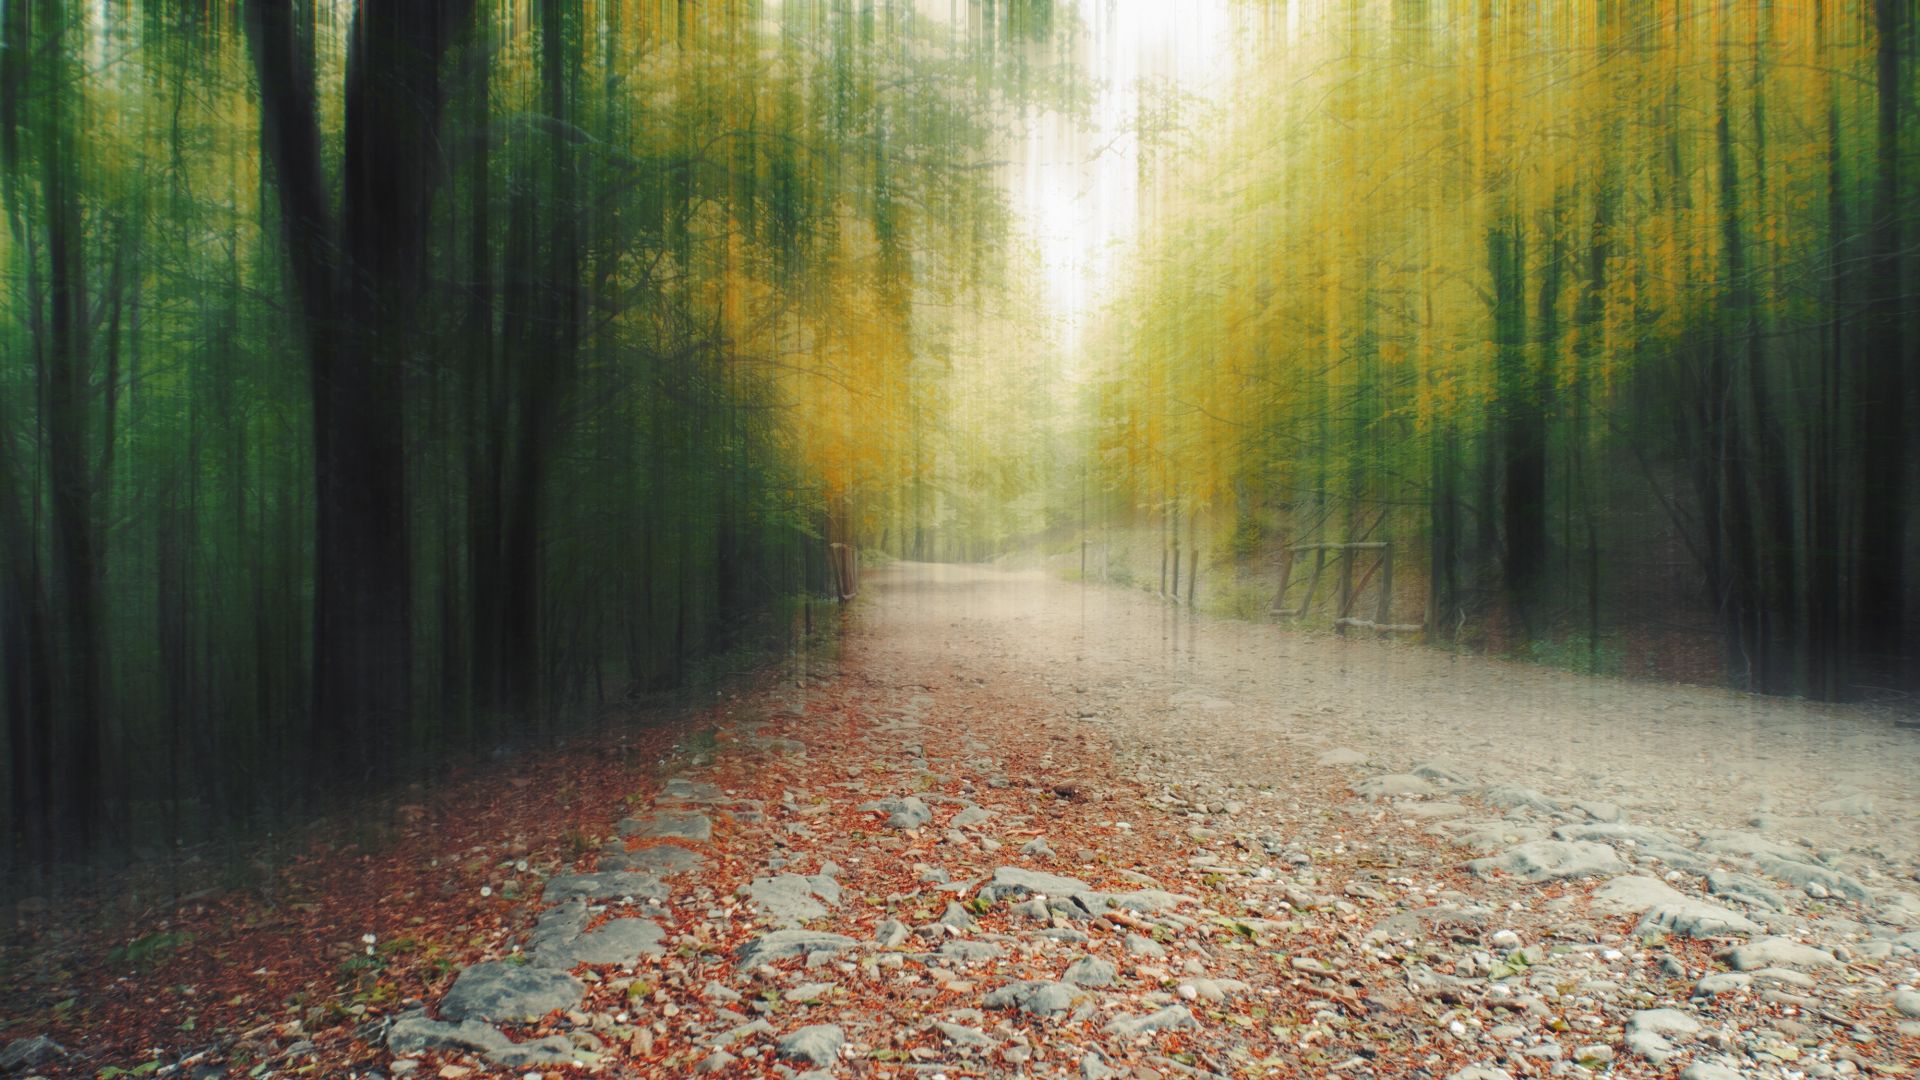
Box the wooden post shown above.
[1335,545,1354,633]
[1298,547,1326,618]
[1375,543,1393,625]
[1272,547,1296,615]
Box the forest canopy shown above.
[0,0,1072,866]
[1,0,1915,873]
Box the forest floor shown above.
[4,562,1919,1079]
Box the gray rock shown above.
[1680,1060,1749,1080]
[776,1023,845,1066]
[1178,977,1250,1002]
[529,905,667,967]
[1468,840,1624,882]
[1722,937,1839,971]
[1412,760,1474,787]
[1011,897,1051,920]
[1573,800,1623,823]
[1103,1005,1198,1039]
[740,873,838,927]
[984,979,1080,1016]
[1102,888,1192,912]
[936,940,1005,963]
[938,901,976,930]
[1694,972,1752,996]
[542,870,669,904]
[1754,856,1870,902]
[1624,1008,1700,1064]
[934,1020,995,1048]
[0,1035,66,1072]
[1435,819,1551,853]
[1707,870,1788,912]
[979,866,1094,903]
[1637,898,1762,939]
[439,961,585,1023]
[1890,988,1920,1017]
[734,929,858,968]
[619,809,713,841]
[1554,822,1679,846]
[1126,933,1167,958]
[1482,786,1559,813]
[1354,774,1436,799]
[860,795,932,830]
[660,777,728,804]
[1591,875,1685,913]
[601,845,704,876]
[1062,955,1117,987]
[1697,830,1812,863]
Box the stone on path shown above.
[1572,799,1623,823]
[776,1024,845,1067]
[528,905,666,967]
[983,980,1080,1016]
[1754,856,1870,902]
[934,1021,995,1048]
[388,1012,576,1068]
[619,809,712,842]
[1126,933,1166,958]
[858,795,932,830]
[1062,955,1117,987]
[1468,840,1623,882]
[438,961,584,1023]
[1636,898,1762,939]
[979,866,1094,903]
[1354,774,1435,799]
[0,1035,66,1072]
[1681,1060,1749,1080]
[1103,1005,1198,1039]
[1722,937,1839,971]
[950,804,992,828]
[1706,870,1788,912]
[542,870,669,905]
[734,929,858,968]
[659,777,728,804]
[1553,822,1679,846]
[1624,1008,1701,1064]
[601,845,703,876]
[1482,786,1558,812]
[739,873,838,926]
[1591,875,1685,913]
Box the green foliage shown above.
[106,932,192,971]
[1526,635,1623,678]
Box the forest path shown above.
[349,560,1920,1079]
[862,561,1920,871]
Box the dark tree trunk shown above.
[247,0,471,784]
[1855,0,1909,689]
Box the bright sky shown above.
[1004,0,1238,354]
